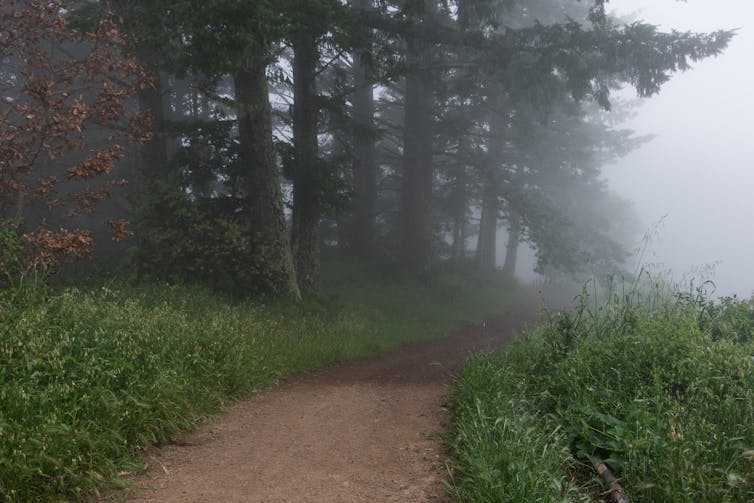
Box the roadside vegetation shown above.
[1,1,741,502]
[0,266,515,502]
[450,279,754,502]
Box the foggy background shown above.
[605,0,754,298]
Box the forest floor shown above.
[100,295,545,503]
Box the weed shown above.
[450,278,754,502]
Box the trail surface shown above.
[109,298,543,503]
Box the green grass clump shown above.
[450,282,754,502]
[449,355,591,502]
[0,268,514,502]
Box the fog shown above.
[5,0,751,299]
[605,1,754,297]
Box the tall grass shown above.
[449,277,754,502]
[0,268,514,502]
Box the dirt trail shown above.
[108,298,544,503]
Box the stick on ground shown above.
[587,455,630,503]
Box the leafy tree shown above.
[429,0,731,277]
[0,0,150,271]
[63,0,733,293]
[284,0,346,293]
[138,0,303,299]
[510,99,647,278]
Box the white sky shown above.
[604,0,754,297]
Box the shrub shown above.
[134,193,256,294]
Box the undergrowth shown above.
[450,278,754,502]
[0,266,514,502]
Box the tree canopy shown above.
[0,0,734,293]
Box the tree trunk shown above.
[234,59,300,301]
[475,184,497,271]
[451,138,470,263]
[290,33,321,294]
[474,86,513,274]
[351,0,377,257]
[401,0,435,272]
[135,47,169,189]
[451,211,467,263]
[131,46,171,266]
[475,95,507,273]
[501,211,520,281]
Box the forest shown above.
[0,0,733,293]
[3,1,753,502]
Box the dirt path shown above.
[107,299,543,503]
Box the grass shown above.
[449,278,754,502]
[0,264,515,502]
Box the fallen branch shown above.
[587,455,630,503]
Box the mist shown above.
[6,2,754,500]
[604,0,754,297]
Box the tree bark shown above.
[501,211,520,280]
[475,95,507,273]
[451,143,469,263]
[451,210,467,263]
[351,0,377,257]
[290,32,321,294]
[234,59,300,300]
[401,0,435,272]
[475,183,497,271]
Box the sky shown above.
[602,0,754,297]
